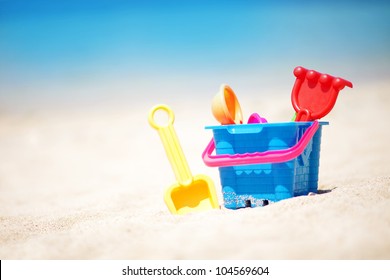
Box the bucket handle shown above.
[202,121,319,167]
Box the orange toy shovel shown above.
[148,104,219,215]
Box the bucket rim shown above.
[205,121,329,130]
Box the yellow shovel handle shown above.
[148,104,193,186]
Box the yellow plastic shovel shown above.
[148,104,219,215]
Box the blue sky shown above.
[1,0,389,111]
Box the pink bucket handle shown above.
[202,121,319,167]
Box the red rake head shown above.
[291,66,353,121]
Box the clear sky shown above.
[1,0,389,111]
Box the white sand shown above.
[0,81,389,259]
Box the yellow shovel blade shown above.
[164,175,219,215]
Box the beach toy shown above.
[148,104,219,215]
[211,84,243,125]
[291,66,353,121]
[203,121,319,167]
[203,121,326,209]
[247,113,268,124]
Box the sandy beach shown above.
[0,79,389,260]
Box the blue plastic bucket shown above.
[203,121,328,209]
